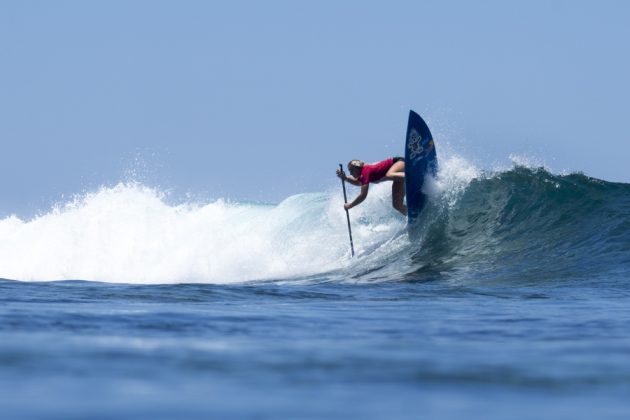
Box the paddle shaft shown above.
[339,164,355,257]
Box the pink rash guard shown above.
[359,158,394,185]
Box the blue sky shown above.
[1,0,629,216]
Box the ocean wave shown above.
[1,157,629,285]
[406,165,630,286]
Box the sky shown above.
[1,0,629,216]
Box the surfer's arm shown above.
[336,168,361,186]
[345,184,369,210]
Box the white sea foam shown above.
[0,155,479,284]
[434,154,480,208]
[0,182,401,284]
[508,154,551,171]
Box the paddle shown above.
[339,164,355,257]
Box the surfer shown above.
[336,157,407,216]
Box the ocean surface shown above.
[1,157,630,419]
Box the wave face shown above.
[1,158,629,285]
[403,166,630,287]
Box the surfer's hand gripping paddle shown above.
[339,164,355,257]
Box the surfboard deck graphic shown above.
[404,110,438,225]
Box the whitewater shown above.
[0,155,474,284]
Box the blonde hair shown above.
[348,160,364,170]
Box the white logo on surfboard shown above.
[408,129,424,161]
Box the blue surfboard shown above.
[404,110,438,224]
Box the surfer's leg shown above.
[385,160,405,181]
[392,180,407,216]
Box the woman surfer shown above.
[335,157,406,216]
